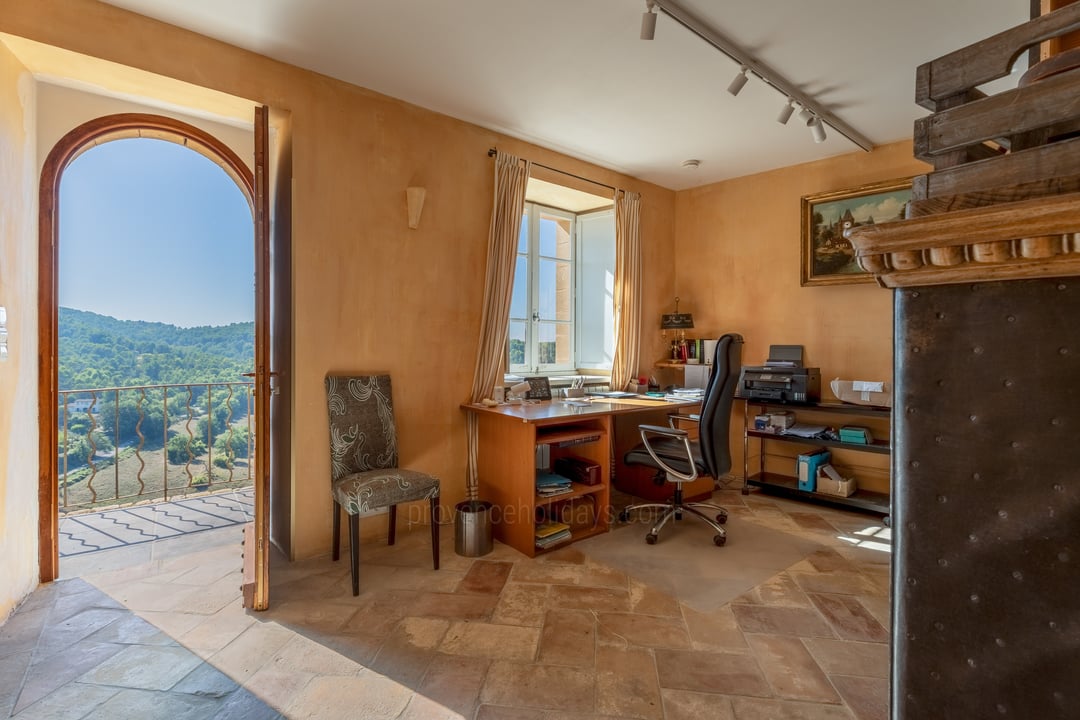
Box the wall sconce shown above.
[406,186,426,229]
[661,296,694,361]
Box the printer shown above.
[737,344,821,403]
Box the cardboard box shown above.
[830,378,892,408]
[797,448,830,492]
[816,464,857,497]
[768,411,795,429]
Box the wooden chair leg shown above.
[388,504,397,546]
[349,513,360,597]
[430,495,440,571]
[332,500,341,562]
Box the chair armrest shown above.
[639,424,688,438]
[667,413,700,428]
[637,425,698,483]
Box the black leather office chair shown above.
[619,333,744,546]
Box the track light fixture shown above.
[776,99,795,125]
[632,0,872,150]
[726,66,749,96]
[640,0,657,40]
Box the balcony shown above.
[57,381,255,517]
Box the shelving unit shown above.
[742,399,891,515]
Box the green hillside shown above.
[59,307,254,390]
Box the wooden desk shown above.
[462,397,697,557]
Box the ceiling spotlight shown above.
[640,0,657,40]
[797,106,814,125]
[777,99,796,125]
[808,115,827,143]
[727,66,749,96]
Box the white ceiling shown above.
[97,0,1031,190]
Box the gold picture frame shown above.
[801,177,913,286]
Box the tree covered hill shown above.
[59,307,254,390]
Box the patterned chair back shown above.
[324,375,399,481]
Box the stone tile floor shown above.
[2,488,891,719]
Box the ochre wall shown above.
[0,41,39,623]
[0,0,677,562]
[673,141,930,490]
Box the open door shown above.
[243,106,272,609]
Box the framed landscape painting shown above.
[801,177,912,286]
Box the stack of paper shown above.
[536,471,573,497]
[664,388,704,402]
[535,521,571,548]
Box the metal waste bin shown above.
[454,500,493,557]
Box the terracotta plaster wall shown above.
[0,0,676,560]
[0,41,39,622]
[674,141,929,487]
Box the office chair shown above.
[619,333,744,546]
[325,374,440,596]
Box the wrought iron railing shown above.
[58,381,254,513]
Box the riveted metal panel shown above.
[893,278,1080,719]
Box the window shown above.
[509,202,615,374]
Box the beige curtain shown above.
[610,189,643,391]
[466,150,531,498]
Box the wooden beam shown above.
[919,135,1080,198]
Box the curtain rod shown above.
[487,148,617,193]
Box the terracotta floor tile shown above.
[480,661,596,712]
[9,680,119,720]
[654,649,772,697]
[831,675,889,720]
[400,692,469,720]
[340,589,421,637]
[267,633,365,676]
[729,696,855,719]
[460,560,514,594]
[805,549,858,573]
[409,592,498,620]
[492,583,550,627]
[475,705,548,720]
[370,617,451,685]
[731,604,835,638]
[803,638,890,679]
[418,652,490,718]
[661,689,736,720]
[596,643,663,719]
[732,572,813,608]
[788,513,841,533]
[208,622,295,684]
[81,687,219,720]
[548,585,631,612]
[855,595,891,631]
[12,639,125,713]
[244,663,316,713]
[746,634,840,703]
[596,612,690,649]
[578,564,630,589]
[537,609,595,667]
[807,594,889,643]
[682,605,748,651]
[285,672,412,719]
[509,563,586,585]
[536,547,588,565]
[440,620,540,661]
[627,579,683,618]
[791,572,880,597]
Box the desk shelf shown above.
[746,472,890,515]
[535,481,604,507]
[742,399,892,517]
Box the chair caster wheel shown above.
[713,534,727,547]
[715,511,728,524]
[645,533,658,545]
[618,509,630,522]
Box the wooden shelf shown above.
[535,426,606,446]
[747,472,890,515]
[742,399,891,418]
[746,429,890,455]
[535,481,604,507]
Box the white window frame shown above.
[509,202,576,374]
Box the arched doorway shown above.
[37,113,269,600]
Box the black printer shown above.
[737,345,821,403]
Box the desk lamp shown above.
[661,297,694,361]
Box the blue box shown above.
[797,449,831,492]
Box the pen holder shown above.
[564,388,585,398]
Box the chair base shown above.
[333,496,441,596]
[618,482,728,546]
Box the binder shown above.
[796,448,830,492]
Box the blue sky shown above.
[59,138,254,327]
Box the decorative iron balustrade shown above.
[58,381,254,513]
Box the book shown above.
[535,529,572,548]
[535,521,570,539]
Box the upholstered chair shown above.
[324,374,440,596]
